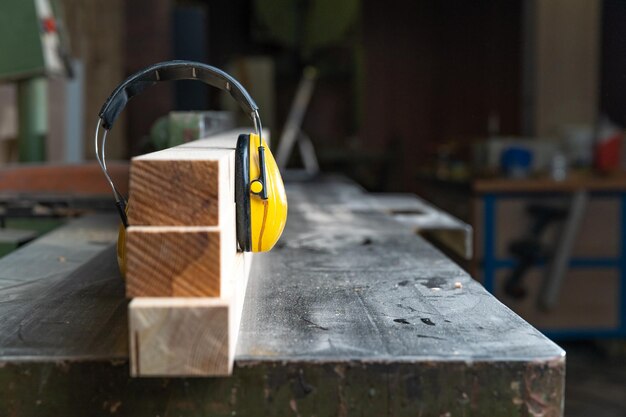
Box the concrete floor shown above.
[562,341,626,417]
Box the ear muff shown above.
[235,135,252,252]
[236,134,287,252]
[95,61,288,277]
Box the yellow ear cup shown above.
[248,134,288,252]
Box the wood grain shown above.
[126,221,236,297]
[127,129,269,227]
[0,214,127,361]
[128,149,233,227]
[125,130,264,297]
[0,162,129,195]
[236,178,564,365]
[0,177,565,412]
[129,252,252,376]
[130,299,229,376]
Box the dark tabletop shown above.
[0,177,565,416]
[237,177,563,364]
[0,177,563,364]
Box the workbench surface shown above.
[0,177,565,416]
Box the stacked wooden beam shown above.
[126,130,256,377]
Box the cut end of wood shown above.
[129,298,231,377]
[128,150,235,228]
[128,251,252,377]
[126,227,223,297]
[128,159,221,226]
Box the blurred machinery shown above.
[276,66,320,177]
[0,0,70,162]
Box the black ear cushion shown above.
[235,134,252,251]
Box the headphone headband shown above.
[98,60,259,130]
[95,60,263,227]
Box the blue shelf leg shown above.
[483,194,496,293]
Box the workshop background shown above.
[0,0,625,415]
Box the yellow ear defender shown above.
[94,61,287,275]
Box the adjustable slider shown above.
[253,145,269,200]
[250,179,265,197]
[116,200,129,228]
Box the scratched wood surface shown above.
[236,177,564,363]
[0,177,565,416]
[0,214,127,360]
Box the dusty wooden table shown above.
[0,177,565,416]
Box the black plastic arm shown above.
[98,60,259,130]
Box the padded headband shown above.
[98,60,259,130]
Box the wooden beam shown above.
[0,214,126,361]
[0,178,566,409]
[126,227,219,297]
[126,209,236,297]
[0,162,129,195]
[125,129,262,227]
[125,130,256,297]
[126,129,264,374]
[128,147,233,227]
[129,252,252,376]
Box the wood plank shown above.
[0,176,565,413]
[127,129,254,227]
[351,193,473,259]
[236,179,564,365]
[126,208,236,297]
[128,150,232,226]
[124,130,256,297]
[129,252,252,376]
[0,359,564,416]
[0,214,126,361]
[125,130,255,374]
[0,162,129,195]
[126,227,221,297]
[0,228,37,245]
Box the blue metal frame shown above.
[481,191,626,339]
